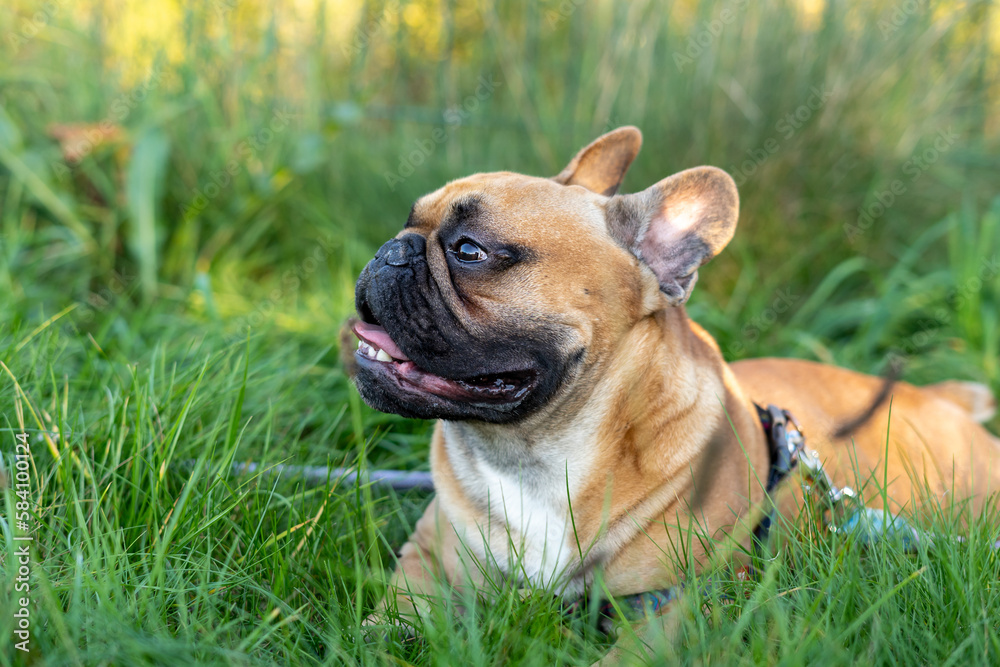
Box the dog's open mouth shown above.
[352,320,537,404]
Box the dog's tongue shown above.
[352,321,410,361]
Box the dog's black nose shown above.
[377,234,425,267]
[385,240,409,266]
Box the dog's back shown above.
[732,358,1000,515]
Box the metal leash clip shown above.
[796,445,857,532]
[756,405,860,546]
[769,406,857,532]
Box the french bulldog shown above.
[351,126,999,658]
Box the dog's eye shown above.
[451,241,488,263]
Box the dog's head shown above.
[352,127,739,422]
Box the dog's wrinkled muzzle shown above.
[352,231,575,422]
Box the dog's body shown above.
[351,127,999,648]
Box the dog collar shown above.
[563,405,804,626]
[751,403,807,550]
[566,403,849,627]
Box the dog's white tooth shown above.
[376,349,392,362]
[357,340,363,349]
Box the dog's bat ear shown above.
[607,166,739,306]
[551,126,643,196]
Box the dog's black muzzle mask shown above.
[352,234,577,423]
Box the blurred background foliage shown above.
[1,0,999,433]
[1,2,1000,663]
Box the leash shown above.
[751,404,949,551]
[180,460,435,491]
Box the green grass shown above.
[1,0,999,664]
